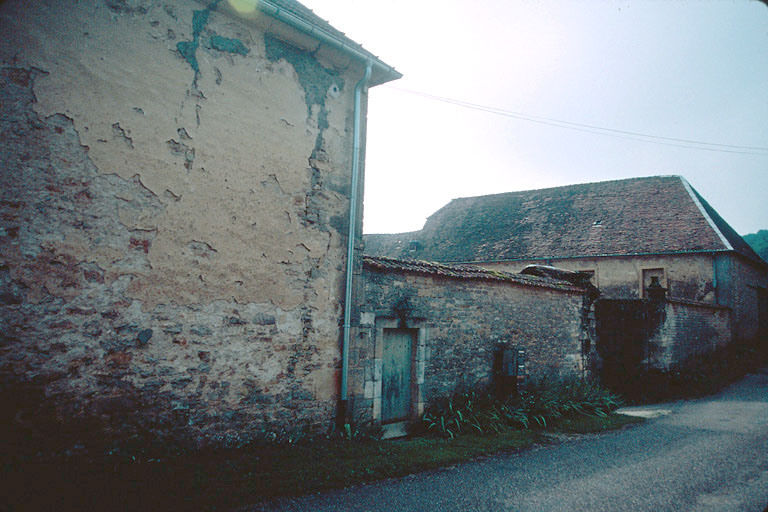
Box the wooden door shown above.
[381,328,415,423]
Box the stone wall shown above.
[351,262,591,423]
[595,297,731,385]
[0,0,371,446]
[484,252,768,347]
[716,253,768,343]
[652,299,732,369]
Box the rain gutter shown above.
[258,0,401,84]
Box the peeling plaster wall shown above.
[0,0,368,444]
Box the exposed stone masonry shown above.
[0,0,375,447]
[351,260,593,422]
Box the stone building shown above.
[0,0,400,444]
[349,256,596,435]
[5,1,755,445]
[365,176,768,348]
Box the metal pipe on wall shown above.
[338,60,372,424]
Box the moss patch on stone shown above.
[209,35,249,56]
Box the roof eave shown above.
[440,248,736,265]
[259,0,401,85]
[678,176,732,251]
[363,256,587,293]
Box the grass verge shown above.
[550,412,644,434]
[2,413,641,511]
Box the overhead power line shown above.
[383,86,768,156]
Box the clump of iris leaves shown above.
[416,378,622,439]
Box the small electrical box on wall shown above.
[502,347,515,377]
[500,346,526,391]
[514,348,526,387]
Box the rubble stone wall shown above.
[0,0,368,446]
[653,299,732,369]
[352,265,590,421]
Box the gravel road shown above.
[246,369,768,512]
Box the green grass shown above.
[3,378,639,509]
[250,429,539,495]
[2,413,641,511]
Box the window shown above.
[641,268,665,298]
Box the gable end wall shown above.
[0,0,371,446]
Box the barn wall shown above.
[482,253,716,302]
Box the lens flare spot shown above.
[228,0,259,15]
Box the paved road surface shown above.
[247,370,768,512]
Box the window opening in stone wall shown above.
[641,268,665,298]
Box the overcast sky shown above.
[309,0,768,236]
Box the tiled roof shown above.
[363,255,588,292]
[365,176,763,265]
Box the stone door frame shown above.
[372,317,426,423]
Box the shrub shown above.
[418,390,491,439]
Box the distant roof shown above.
[260,0,401,85]
[364,176,764,265]
[363,256,588,293]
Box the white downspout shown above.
[339,60,372,424]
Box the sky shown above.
[308,0,768,236]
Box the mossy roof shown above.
[364,176,763,265]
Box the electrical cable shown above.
[383,86,768,156]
